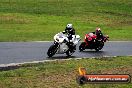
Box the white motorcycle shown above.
[47,32,80,57]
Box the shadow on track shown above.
[46,49,110,60]
[79,50,109,58]
[81,50,105,53]
[47,56,76,59]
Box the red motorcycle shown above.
[79,33,109,51]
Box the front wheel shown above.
[95,42,104,51]
[47,45,58,57]
[95,47,100,52]
[66,49,74,57]
[79,42,86,52]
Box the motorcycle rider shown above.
[62,24,76,51]
[95,28,104,40]
[92,27,104,40]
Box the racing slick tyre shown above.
[47,45,58,57]
[95,42,104,52]
[66,49,74,57]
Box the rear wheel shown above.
[79,42,86,52]
[66,49,74,57]
[47,45,58,57]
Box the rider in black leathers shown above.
[62,24,76,51]
[92,27,104,40]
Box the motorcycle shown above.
[79,32,109,51]
[47,32,81,57]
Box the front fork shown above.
[53,41,60,52]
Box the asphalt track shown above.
[0,41,132,65]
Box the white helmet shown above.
[96,27,101,31]
[66,24,73,28]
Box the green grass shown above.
[0,0,132,41]
[0,56,132,88]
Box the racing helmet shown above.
[66,24,73,29]
[96,27,101,33]
[96,27,101,31]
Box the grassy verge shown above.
[0,56,132,88]
[0,0,132,41]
